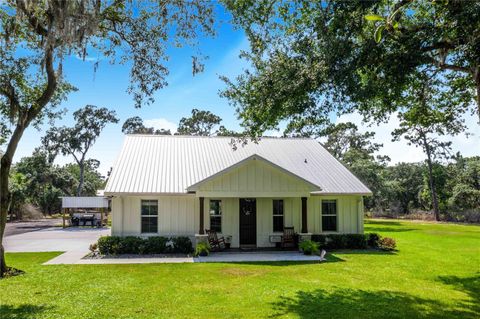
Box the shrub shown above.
[311,234,327,248]
[119,236,146,254]
[326,234,347,249]
[195,242,210,256]
[378,237,396,251]
[145,236,169,254]
[367,233,381,248]
[345,234,368,249]
[299,240,319,255]
[98,236,121,255]
[172,236,194,254]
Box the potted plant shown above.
[195,242,210,257]
[299,240,319,255]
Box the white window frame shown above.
[272,199,284,233]
[321,199,338,232]
[209,199,222,233]
[141,199,158,234]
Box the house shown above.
[104,135,371,248]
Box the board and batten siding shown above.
[112,194,364,248]
[111,195,198,237]
[194,158,315,198]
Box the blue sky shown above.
[15,8,251,175]
[13,6,480,176]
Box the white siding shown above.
[111,195,197,237]
[112,194,365,246]
[197,159,312,198]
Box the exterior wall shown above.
[111,195,198,237]
[111,194,365,247]
[195,158,314,197]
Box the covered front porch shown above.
[196,196,311,249]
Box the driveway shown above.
[4,227,110,253]
[4,218,62,237]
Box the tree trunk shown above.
[422,135,440,221]
[476,75,480,124]
[0,123,27,277]
[76,161,85,196]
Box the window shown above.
[322,200,337,232]
[141,200,158,233]
[273,199,284,232]
[209,200,222,233]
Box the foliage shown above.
[0,0,216,276]
[378,237,397,251]
[177,109,222,136]
[366,233,381,248]
[42,105,118,196]
[195,242,210,257]
[144,236,169,254]
[8,150,105,217]
[299,240,319,255]
[222,0,480,138]
[2,220,480,318]
[311,233,379,250]
[171,236,194,254]
[97,236,122,255]
[122,116,172,135]
[97,236,193,255]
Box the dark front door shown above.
[239,198,257,246]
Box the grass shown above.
[1,219,479,319]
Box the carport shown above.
[61,196,109,228]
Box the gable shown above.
[188,156,321,197]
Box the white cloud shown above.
[335,111,480,164]
[144,118,178,133]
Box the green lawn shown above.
[1,219,479,319]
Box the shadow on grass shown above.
[0,304,52,319]
[365,220,404,226]
[438,274,480,315]
[331,249,397,256]
[366,227,416,233]
[269,288,477,319]
[216,254,346,267]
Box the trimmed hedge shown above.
[311,233,380,250]
[97,236,193,255]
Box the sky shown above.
[11,6,480,176]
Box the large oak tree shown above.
[0,0,215,276]
[222,0,480,137]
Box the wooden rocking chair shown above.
[206,229,226,251]
[281,227,296,249]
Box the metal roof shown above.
[104,135,372,195]
[61,197,109,208]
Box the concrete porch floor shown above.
[45,251,322,265]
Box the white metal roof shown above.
[104,135,372,195]
[61,197,109,208]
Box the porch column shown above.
[301,197,308,233]
[199,197,205,234]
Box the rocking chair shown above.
[206,229,226,251]
[281,227,296,249]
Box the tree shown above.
[221,0,479,138]
[217,125,242,137]
[320,122,389,211]
[122,116,172,135]
[42,105,118,196]
[385,163,425,215]
[177,109,222,136]
[0,0,215,276]
[392,74,466,221]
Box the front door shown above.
[239,198,257,246]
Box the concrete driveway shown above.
[4,227,110,253]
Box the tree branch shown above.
[16,0,48,36]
